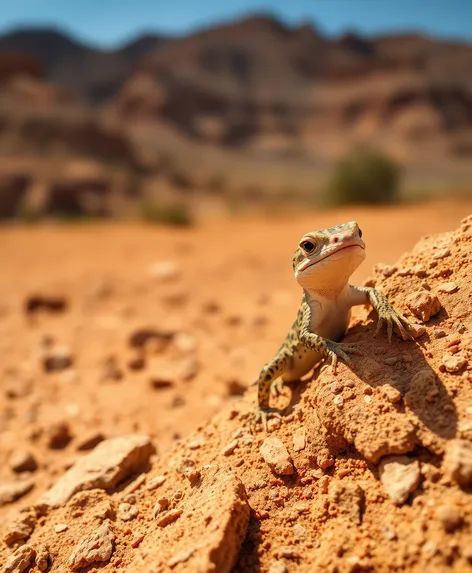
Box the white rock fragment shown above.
[440,354,467,373]
[292,427,306,452]
[37,435,155,509]
[68,522,115,571]
[437,282,458,294]
[379,455,421,505]
[3,544,36,573]
[260,437,294,475]
[443,439,472,486]
[148,261,180,281]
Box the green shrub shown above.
[16,197,41,224]
[138,199,193,227]
[328,147,401,205]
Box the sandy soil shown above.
[0,199,472,572]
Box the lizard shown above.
[254,220,414,430]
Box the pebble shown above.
[148,260,180,281]
[38,435,155,509]
[292,427,306,452]
[436,505,463,533]
[10,450,38,473]
[406,291,441,322]
[382,386,402,404]
[222,439,239,456]
[437,282,459,294]
[268,562,288,573]
[3,509,37,545]
[440,355,467,373]
[117,502,139,521]
[68,522,115,571]
[379,455,421,505]
[443,439,472,486]
[383,357,398,366]
[4,544,36,573]
[333,395,344,408]
[35,543,50,571]
[433,248,451,260]
[153,497,169,517]
[46,421,73,449]
[42,345,73,372]
[54,523,68,533]
[260,437,294,476]
[0,478,35,506]
[155,508,183,527]
[146,475,166,491]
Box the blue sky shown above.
[1,0,472,47]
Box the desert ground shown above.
[1,198,472,572]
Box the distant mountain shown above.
[1,14,472,165]
[0,27,170,103]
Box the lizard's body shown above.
[255,221,413,427]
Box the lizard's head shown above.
[293,221,366,291]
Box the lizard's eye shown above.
[301,240,315,253]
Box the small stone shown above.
[333,395,344,408]
[42,345,73,372]
[146,476,166,490]
[225,379,247,396]
[406,291,441,322]
[433,248,450,260]
[408,323,426,338]
[184,467,201,485]
[437,282,458,294]
[117,502,139,521]
[381,265,398,277]
[153,497,169,517]
[440,355,467,373]
[150,375,174,390]
[38,435,155,509]
[68,522,115,571]
[35,543,50,571]
[268,562,288,573]
[3,509,37,545]
[445,334,461,347]
[155,508,183,527]
[3,544,36,573]
[293,427,306,452]
[173,332,197,354]
[167,548,195,568]
[46,421,73,449]
[436,505,462,533]
[222,440,238,456]
[10,450,38,473]
[433,329,446,338]
[443,439,472,486]
[382,386,402,404]
[54,523,69,533]
[379,455,421,505]
[260,437,294,476]
[0,478,35,506]
[148,261,180,281]
[383,357,398,366]
[293,523,307,540]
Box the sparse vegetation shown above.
[138,198,193,226]
[327,147,401,206]
[16,197,40,224]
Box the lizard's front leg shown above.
[299,300,361,373]
[254,350,292,431]
[349,285,414,342]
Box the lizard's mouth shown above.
[298,242,365,272]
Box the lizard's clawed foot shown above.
[251,406,282,432]
[325,340,362,374]
[270,379,287,398]
[375,306,415,343]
